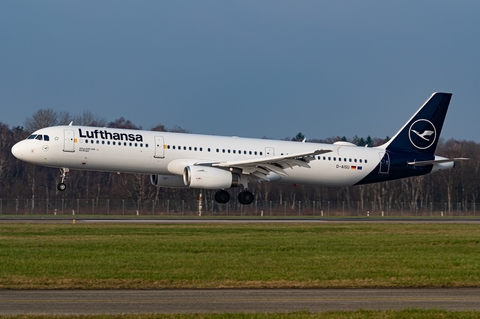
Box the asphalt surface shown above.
[2,289,480,314]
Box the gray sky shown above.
[1,1,479,141]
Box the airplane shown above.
[11,92,467,205]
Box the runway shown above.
[2,289,480,314]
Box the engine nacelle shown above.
[150,174,187,188]
[183,166,239,189]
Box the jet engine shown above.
[150,174,187,188]
[183,166,239,189]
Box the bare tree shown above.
[24,109,58,133]
[169,125,189,133]
[108,117,141,130]
[57,111,73,126]
[151,124,167,132]
[0,122,13,184]
[74,111,107,127]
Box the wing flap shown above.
[209,149,332,180]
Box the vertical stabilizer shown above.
[381,92,452,155]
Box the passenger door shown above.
[63,129,75,152]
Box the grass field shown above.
[1,222,480,289]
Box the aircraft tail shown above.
[381,92,452,155]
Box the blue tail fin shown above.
[382,92,452,155]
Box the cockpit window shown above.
[27,134,49,141]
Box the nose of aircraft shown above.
[11,141,25,160]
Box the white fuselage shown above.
[11,125,382,187]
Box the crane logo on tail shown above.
[409,119,436,149]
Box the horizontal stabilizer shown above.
[407,158,469,166]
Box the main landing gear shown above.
[57,167,69,192]
[214,190,230,204]
[214,189,255,205]
[238,190,254,205]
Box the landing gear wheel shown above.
[215,190,230,204]
[238,190,254,205]
[58,167,69,192]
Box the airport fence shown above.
[0,198,477,217]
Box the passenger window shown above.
[365,159,368,163]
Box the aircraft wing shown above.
[207,149,332,181]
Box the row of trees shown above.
[0,109,478,211]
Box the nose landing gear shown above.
[57,167,69,191]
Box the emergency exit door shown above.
[154,136,165,158]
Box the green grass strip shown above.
[1,223,480,289]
